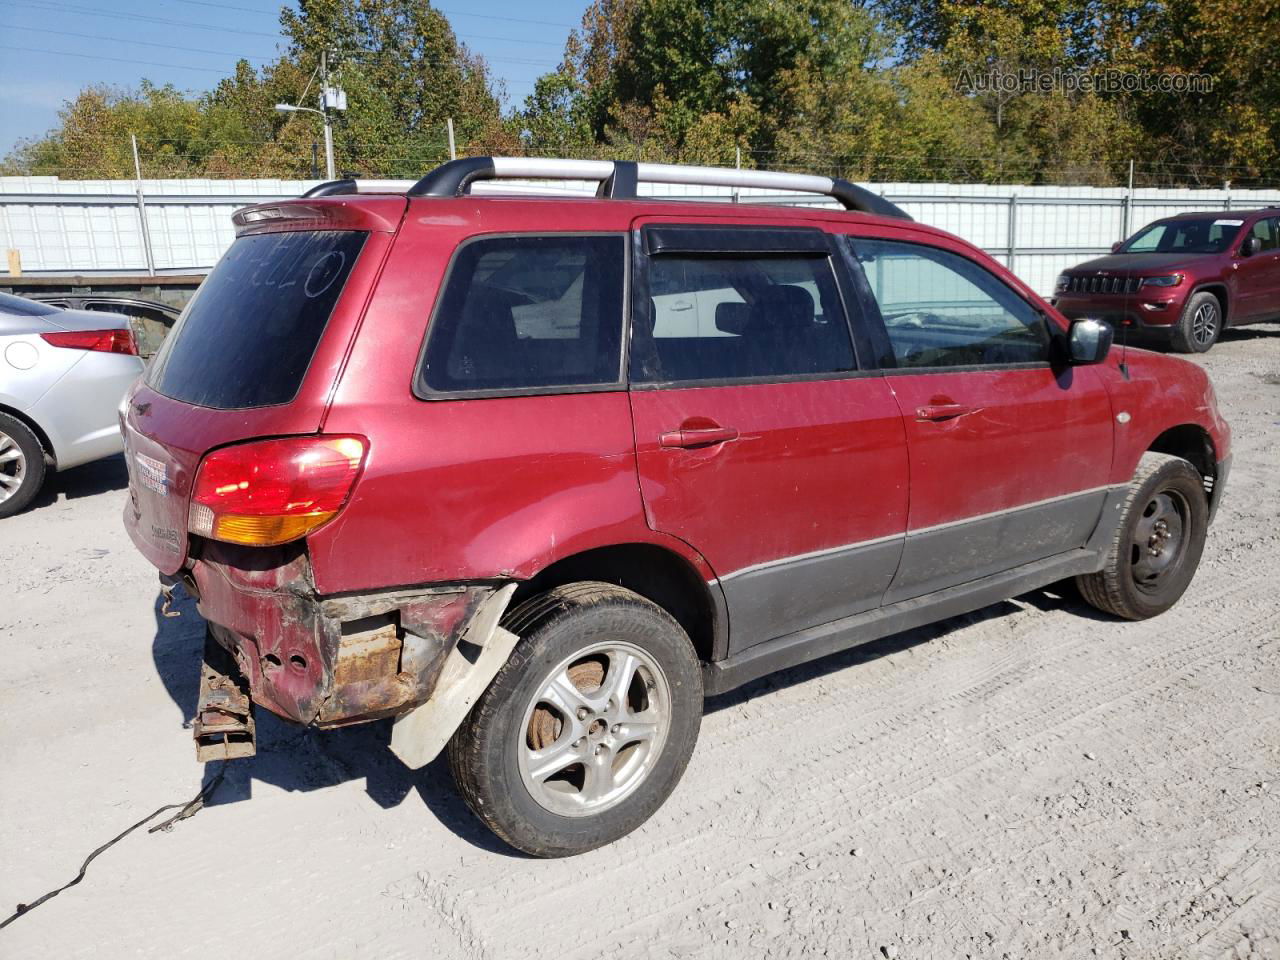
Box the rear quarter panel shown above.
[311,198,716,595]
[33,349,142,469]
[1,320,80,415]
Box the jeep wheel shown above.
[1171,291,1221,353]
[1076,453,1208,620]
[447,582,703,857]
[0,413,47,519]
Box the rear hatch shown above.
[122,197,405,574]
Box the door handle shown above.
[916,403,971,422]
[660,426,740,449]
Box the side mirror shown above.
[1241,235,1262,257]
[714,301,750,335]
[1068,318,1113,365]
[1111,241,1123,253]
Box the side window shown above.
[1248,217,1279,252]
[633,254,855,383]
[849,238,1050,369]
[420,235,625,394]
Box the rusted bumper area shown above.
[185,542,499,730]
[195,633,256,761]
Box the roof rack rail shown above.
[406,157,911,220]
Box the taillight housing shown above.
[41,328,139,355]
[188,436,367,547]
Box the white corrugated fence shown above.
[3,175,1278,296]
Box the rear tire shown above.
[448,582,703,857]
[1171,291,1221,353]
[0,413,46,518]
[1076,453,1208,620]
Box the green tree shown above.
[279,0,515,174]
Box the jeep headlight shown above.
[1055,273,1071,293]
[1140,274,1184,288]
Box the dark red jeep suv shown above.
[122,158,1231,856]
[1052,208,1280,352]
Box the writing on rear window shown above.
[146,230,367,410]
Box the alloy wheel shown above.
[1191,301,1218,347]
[0,429,27,505]
[518,641,672,818]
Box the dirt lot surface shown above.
[2,330,1278,959]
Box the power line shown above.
[437,6,579,29]
[0,44,238,75]
[12,1,568,47]
[165,0,582,29]
[0,23,277,60]
[10,1,283,38]
[0,25,560,70]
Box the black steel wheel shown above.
[1077,453,1209,620]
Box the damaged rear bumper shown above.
[183,541,506,729]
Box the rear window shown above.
[0,292,60,316]
[146,230,367,409]
[418,234,625,395]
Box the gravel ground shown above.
[1,329,1277,959]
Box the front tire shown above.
[0,413,47,518]
[1171,291,1222,353]
[447,582,703,857]
[1076,453,1208,620]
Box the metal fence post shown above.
[131,134,156,276]
[1121,159,1134,240]
[1007,193,1018,273]
[1223,180,1232,211]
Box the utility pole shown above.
[446,117,456,161]
[320,50,335,180]
[276,54,343,180]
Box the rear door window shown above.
[418,234,625,395]
[632,255,854,383]
[147,230,366,409]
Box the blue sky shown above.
[0,0,588,155]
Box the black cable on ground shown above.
[0,762,228,931]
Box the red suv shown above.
[122,158,1231,856]
[1052,209,1280,352]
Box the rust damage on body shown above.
[190,540,495,729]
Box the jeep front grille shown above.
[1066,275,1142,294]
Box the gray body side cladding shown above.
[704,486,1128,695]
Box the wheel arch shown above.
[1147,423,1217,502]
[0,402,56,467]
[512,542,727,664]
[1191,282,1229,324]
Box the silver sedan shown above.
[0,292,145,517]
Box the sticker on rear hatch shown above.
[134,452,170,496]
[1214,219,1244,226]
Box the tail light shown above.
[188,436,367,547]
[41,328,138,355]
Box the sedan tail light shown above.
[41,329,139,355]
[188,435,367,547]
